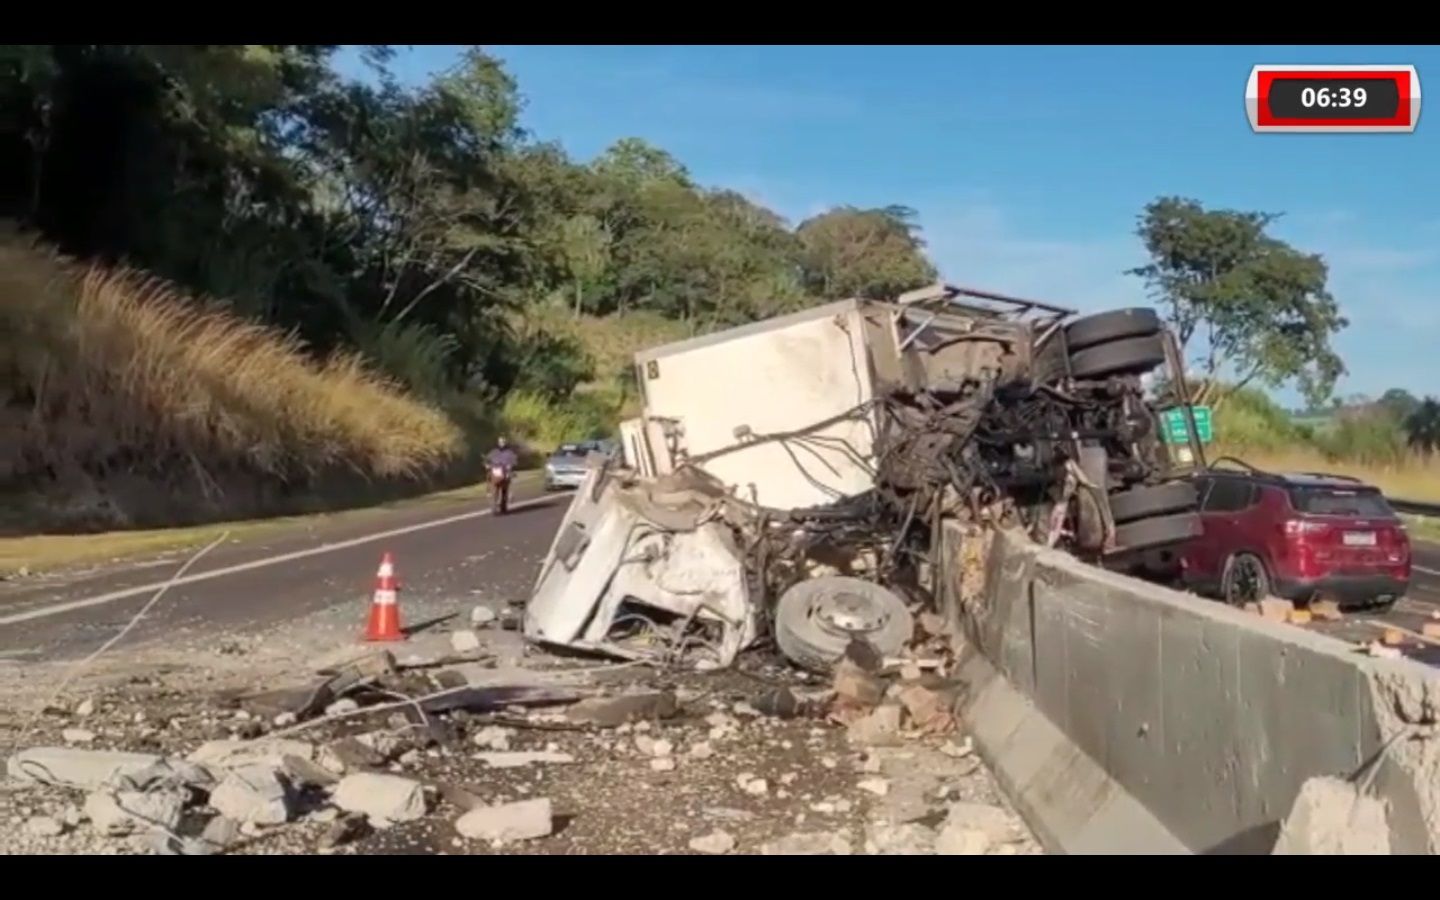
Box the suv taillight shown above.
[1282,519,1329,537]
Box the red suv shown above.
[1179,461,1412,608]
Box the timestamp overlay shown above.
[1246,65,1422,133]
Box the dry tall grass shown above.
[0,238,463,528]
[1214,446,1440,503]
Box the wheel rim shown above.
[1228,557,1265,605]
[809,590,889,640]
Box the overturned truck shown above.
[525,284,1208,671]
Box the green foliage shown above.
[1130,197,1347,408]
[1405,397,1440,454]
[797,205,937,300]
[500,389,615,454]
[1315,409,1409,467]
[1211,386,1305,453]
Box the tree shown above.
[557,214,611,316]
[1405,397,1440,454]
[1129,197,1347,409]
[1377,387,1421,424]
[797,206,936,300]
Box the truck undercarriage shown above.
[525,283,1208,672]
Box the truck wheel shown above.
[1112,511,1202,553]
[1065,308,1161,352]
[1069,334,1166,379]
[774,576,913,672]
[1108,482,1198,524]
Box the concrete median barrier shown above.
[940,523,1440,854]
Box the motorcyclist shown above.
[487,437,518,513]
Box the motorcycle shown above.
[488,462,514,514]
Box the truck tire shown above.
[1069,334,1166,379]
[1108,481,1198,524]
[773,576,913,672]
[1064,308,1161,352]
[1112,511,1202,552]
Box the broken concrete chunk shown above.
[897,684,954,731]
[471,726,514,751]
[210,765,292,826]
[326,737,385,771]
[474,751,575,768]
[650,757,676,772]
[61,728,96,744]
[688,742,715,760]
[1310,599,1344,622]
[451,630,482,654]
[200,815,240,851]
[1258,597,1294,622]
[7,747,163,791]
[846,704,903,747]
[866,822,936,855]
[470,606,498,627]
[689,829,736,854]
[944,802,1020,844]
[565,691,679,728]
[760,831,853,855]
[25,816,65,837]
[832,660,886,709]
[324,698,360,717]
[75,698,96,718]
[455,798,553,843]
[188,738,314,771]
[1271,776,1391,855]
[857,777,890,797]
[283,754,340,788]
[85,788,185,836]
[331,773,427,823]
[935,825,991,855]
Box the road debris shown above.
[7,747,164,790]
[331,773,427,823]
[1272,776,1390,855]
[209,765,293,825]
[564,691,678,727]
[688,829,736,854]
[761,831,853,855]
[474,751,576,768]
[455,798,553,843]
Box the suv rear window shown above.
[1287,487,1394,518]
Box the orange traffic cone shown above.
[364,551,405,642]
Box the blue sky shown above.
[334,45,1440,405]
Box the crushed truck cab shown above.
[526,283,1204,669]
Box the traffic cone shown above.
[364,551,405,642]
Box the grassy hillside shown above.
[0,239,467,533]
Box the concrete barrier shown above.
[939,523,1440,854]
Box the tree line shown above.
[0,45,936,404]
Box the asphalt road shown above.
[4,481,1439,669]
[0,485,571,664]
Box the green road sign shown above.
[1160,405,1213,445]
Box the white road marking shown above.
[0,494,565,628]
[1415,565,1440,577]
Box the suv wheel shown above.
[1222,553,1270,607]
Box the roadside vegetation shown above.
[0,46,1432,537]
[0,45,936,533]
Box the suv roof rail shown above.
[1290,471,1366,484]
[1208,455,1264,475]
